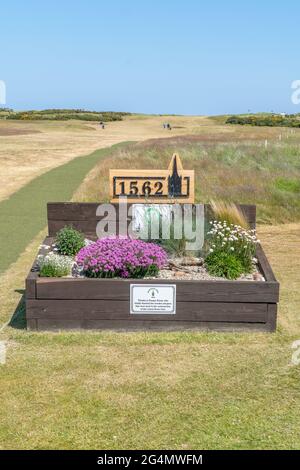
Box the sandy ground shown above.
[0,116,215,202]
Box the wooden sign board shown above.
[109,154,194,203]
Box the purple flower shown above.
[76,237,167,279]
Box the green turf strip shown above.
[0,142,130,273]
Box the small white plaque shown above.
[130,284,176,315]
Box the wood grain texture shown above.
[256,244,277,282]
[35,277,279,303]
[25,272,37,299]
[29,318,274,332]
[109,154,195,204]
[47,202,256,236]
[26,299,268,322]
[266,303,277,332]
[27,319,37,330]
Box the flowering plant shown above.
[205,220,260,278]
[38,252,74,277]
[76,237,167,278]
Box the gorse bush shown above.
[4,109,131,122]
[55,226,85,256]
[226,114,300,128]
[38,253,74,277]
[205,251,244,280]
[205,220,259,279]
[76,237,167,278]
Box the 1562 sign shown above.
[109,154,194,203]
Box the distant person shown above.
[102,124,105,129]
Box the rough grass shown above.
[0,114,289,202]
[74,136,300,224]
[0,224,300,449]
[209,200,249,228]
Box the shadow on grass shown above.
[9,289,27,329]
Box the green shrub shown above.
[55,226,85,256]
[38,253,73,277]
[5,109,131,122]
[205,251,244,280]
[226,114,300,128]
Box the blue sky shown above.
[1,0,299,114]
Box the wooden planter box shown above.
[25,203,279,332]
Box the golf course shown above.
[0,114,300,449]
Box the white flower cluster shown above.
[207,220,260,257]
[208,221,260,241]
[38,252,74,271]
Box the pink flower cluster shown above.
[76,237,167,278]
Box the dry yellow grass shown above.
[257,223,300,334]
[0,228,47,327]
[73,131,300,224]
[0,116,209,201]
[209,200,250,228]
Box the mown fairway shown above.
[0,116,300,449]
[0,143,131,273]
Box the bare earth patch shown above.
[0,127,40,136]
